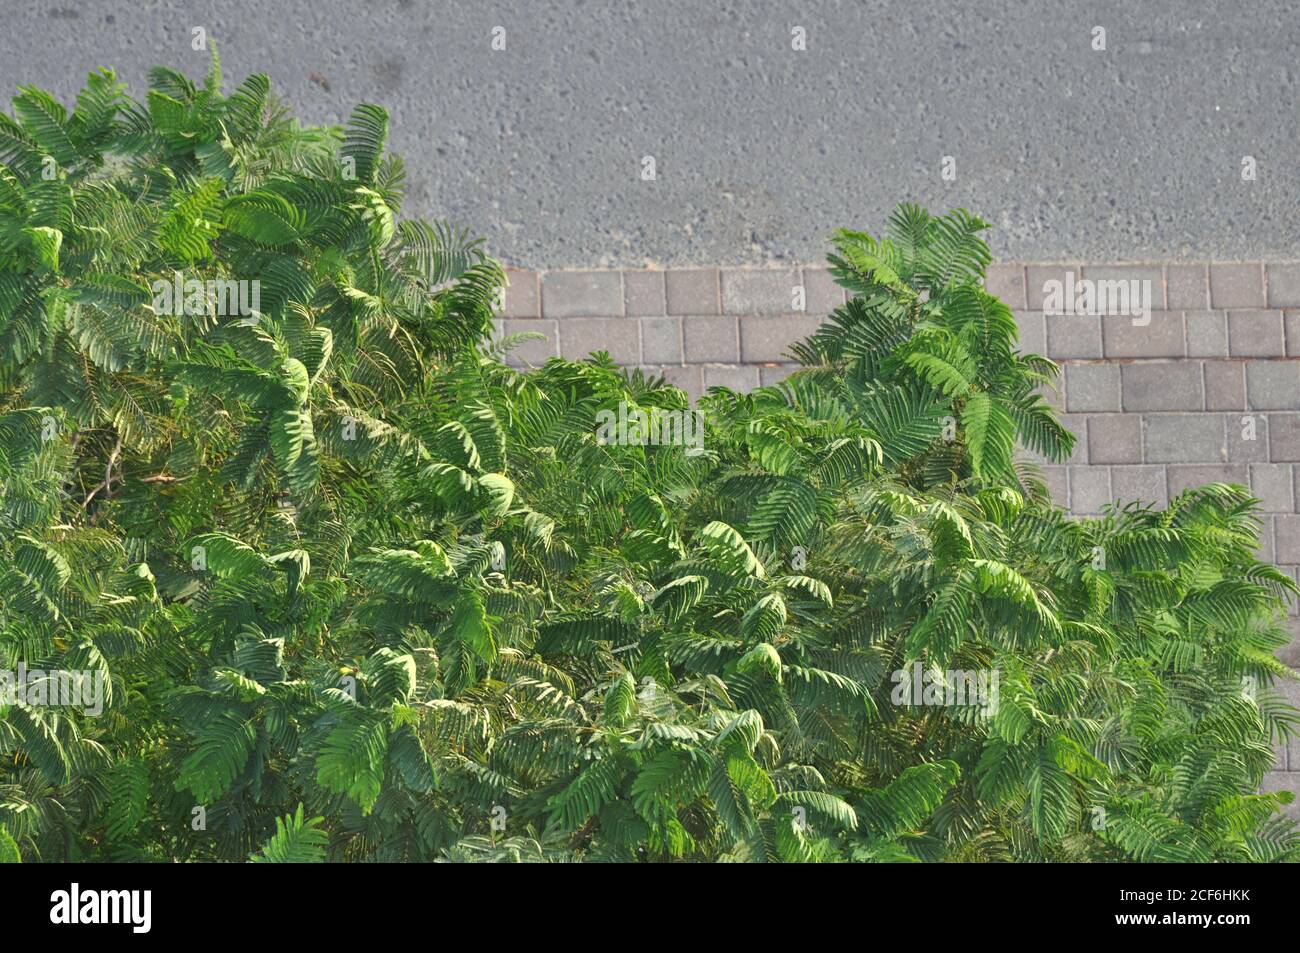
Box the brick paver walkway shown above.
[495,260,1300,802]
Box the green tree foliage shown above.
[1,61,1296,862]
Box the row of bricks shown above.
[498,334,1300,466]
[514,356,1300,510]
[1016,309,1300,360]
[500,312,1300,366]
[1043,466,1300,563]
[492,363,1300,578]
[1044,414,1300,468]
[495,317,1300,407]
[500,263,1300,319]
[502,268,845,319]
[990,263,1300,312]
[1039,463,1300,519]
[519,356,1300,478]
[494,315,826,366]
[502,347,1300,461]
[620,363,791,398]
[1056,360,1299,413]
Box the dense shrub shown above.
[1,61,1297,863]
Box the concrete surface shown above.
[1,0,1297,267]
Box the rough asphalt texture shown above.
[1,0,1296,267]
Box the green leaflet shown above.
[315,713,389,814]
[175,709,257,803]
[249,804,328,863]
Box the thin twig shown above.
[103,437,122,500]
[81,436,123,508]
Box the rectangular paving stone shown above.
[1111,465,1168,507]
[739,315,824,362]
[1227,412,1268,462]
[1185,311,1228,357]
[1246,361,1300,410]
[1257,518,1275,562]
[703,365,760,392]
[1166,264,1209,310]
[1069,466,1112,514]
[1065,364,1120,412]
[1143,414,1224,463]
[1040,466,1069,509]
[665,268,719,315]
[623,271,666,316]
[1101,311,1184,358]
[1282,618,1300,667]
[1167,464,1248,498]
[984,264,1027,309]
[1088,414,1142,464]
[1286,311,1300,356]
[1057,414,1088,464]
[760,364,800,386]
[640,317,683,363]
[1267,263,1300,307]
[1019,423,1083,466]
[502,270,541,318]
[1273,414,1300,461]
[542,271,623,318]
[1026,264,1080,311]
[1250,463,1296,512]
[1227,310,1286,356]
[1203,361,1246,410]
[1045,314,1103,358]
[1121,363,1203,411]
[559,317,640,363]
[496,319,558,366]
[1036,380,1066,411]
[1210,263,1266,308]
[1081,264,1165,310]
[655,365,704,402]
[802,267,846,313]
[721,269,799,314]
[1277,514,1300,564]
[683,315,738,362]
[1013,311,1046,355]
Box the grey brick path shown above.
[495,263,1300,773]
[505,262,1300,805]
